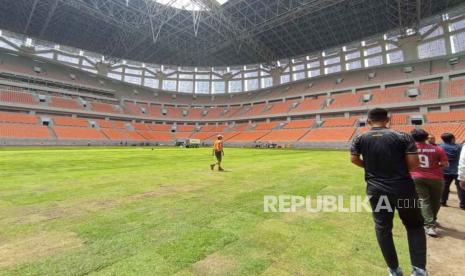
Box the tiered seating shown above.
[101,129,145,141]
[291,98,324,113]
[175,132,193,139]
[328,92,361,109]
[207,132,239,141]
[96,119,127,129]
[91,102,122,114]
[230,123,250,131]
[418,81,440,99]
[224,106,245,118]
[49,97,83,110]
[54,127,106,140]
[124,101,145,116]
[242,103,266,117]
[0,91,36,105]
[254,121,281,130]
[445,78,465,98]
[53,116,89,127]
[390,125,416,133]
[426,110,465,123]
[283,119,315,129]
[133,122,151,130]
[201,124,227,132]
[322,117,357,127]
[0,111,38,124]
[227,131,270,142]
[166,107,184,119]
[368,86,411,105]
[390,114,410,125]
[187,108,204,119]
[148,104,163,117]
[190,132,217,140]
[423,123,465,142]
[149,124,172,131]
[300,127,356,142]
[177,125,196,132]
[204,107,225,119]
[138,131,173,142]
[258,129,309,142]
[266,100,296,115]
[0,124,51,139]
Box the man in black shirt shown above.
[351,108,427,276]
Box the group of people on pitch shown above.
[351,108,465,276]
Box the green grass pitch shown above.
[0,147,412,275]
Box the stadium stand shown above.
[259,129,309,142]
[0,124,51,139]
[49,96,84,110]
[321,117,358,127]
[0,111,39,124]
[283,119,315,129]
[300,127,356,142]
[0,90,37,105]
[53,116,89,127]
[54,127,107,140]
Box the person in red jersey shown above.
[410,129,449,237]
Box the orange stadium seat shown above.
[291,98,324,113]
[101,129,145,141]
[328,92,361,109]
[259,129,309,142]
[49,96,83,110]
[426,110,465,123]
[54,127,107,140]
[138,131,173,141]
[390,114,410,125]
[0,123,51,139]
[444,78,465,98]
[300,127,356,142]
[227,131,270,142]
[177,124,196,132]
[0,91,36,105]
[254,121,281,130]
[149,124,172,131]
[0,111,38,124]
[91,102,122,114]
[322,117,357,127]
[283,119,315,129]
[124,101,145,116]
[266,100,297,115]
[53,116,89,127]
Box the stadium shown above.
[0,0,465,275]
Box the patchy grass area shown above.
[0,147,411,275]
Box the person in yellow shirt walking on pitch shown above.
[210,135,225,171]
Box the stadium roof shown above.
[0,0,464,67]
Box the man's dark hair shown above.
[441,133,455,144]
[411,129,429,142]
[367,108,389,122]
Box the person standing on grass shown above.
[439,133,465,209]
[210,135,224,171]
[410,129,448,237]
[351,108,427,276]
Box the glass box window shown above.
[293,72,306,81]
[163,80,177,91]
[324,56,340,66]
[144,78,159,89]
[280,74,290,84]
[325,65,341,74]
[387,51,404,64]
[36,52,54,59]
[179,74,194,79]
[178,81,193,93]
[195,81,210,94]
[125,75,141,85]
[261,77,273,88]
[108,73,122,80]
[364,46,382,56]
[245,79,259,91]
[364,55,383,67]
[418,38,446,59]
[213,81,225,94]
[346,60,361,70]
[57,54,79,64]
[449,19,465,32]
[293,64,305,71]
[308,69,321,78]
[125,68,142,75]
[307,60,320,69]
[244,71,258,78]
[345,51,360,61]
[451,31,465,53]
[195,74,210,80]
[229,80,242,93]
